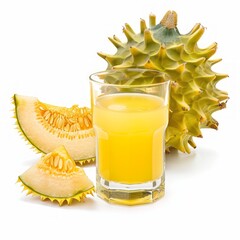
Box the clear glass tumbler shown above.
[89,68,170,205]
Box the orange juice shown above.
[94,93,168,184]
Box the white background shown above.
[0,0,239,239]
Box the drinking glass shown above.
[89,68,170,205]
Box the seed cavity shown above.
[41,153,76,174]
[36,103,93,136]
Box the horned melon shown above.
[13,94,95,164]
[18,145,95,206]
[98,10,229,153]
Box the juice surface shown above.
[94,93,168,184]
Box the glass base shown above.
[96,174,165,206]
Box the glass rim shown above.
[89,68,170,88]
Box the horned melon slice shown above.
[13,94,95,164]
[18,145,95,206]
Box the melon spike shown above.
[124,23,135,34]
[149,13,156,27]
[123,26,139,42]
[108,36,124,49]
[140,18,147,33]
[57,199,65,206]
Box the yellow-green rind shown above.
[17,177,95,206]
[12,95,45,155]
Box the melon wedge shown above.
[13,94,96,164]
[18,145,95,206]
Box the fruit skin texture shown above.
[98,10,229,153]
[13,94,95,164]
[18,145,95,206]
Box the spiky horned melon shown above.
[98,10,229,153]
[18,145,94,206]
[13,94,95,164]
